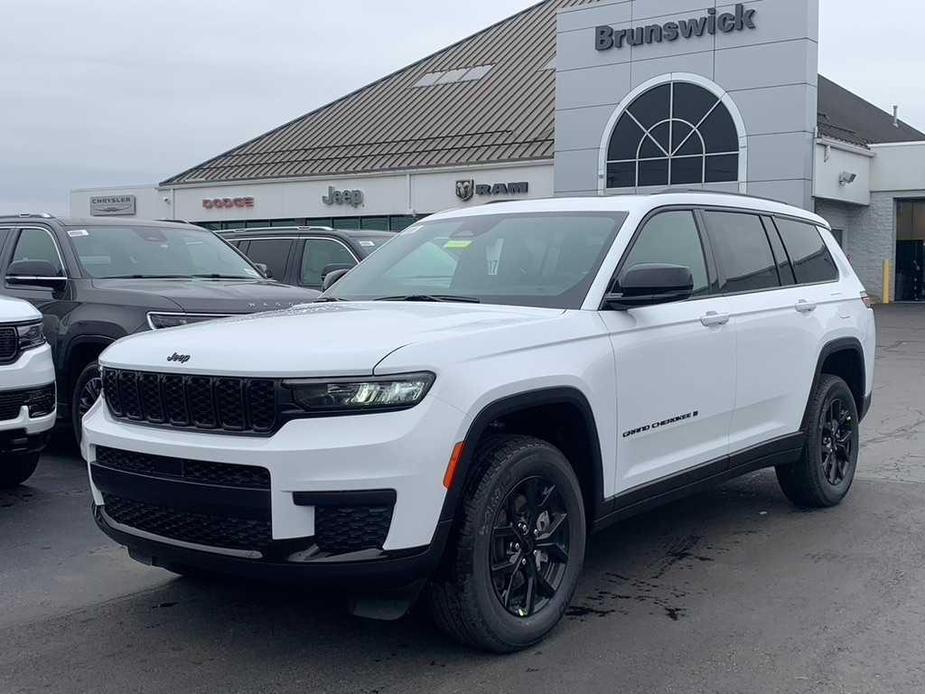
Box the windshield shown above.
[327,212,627,309]
[67,226,262,280]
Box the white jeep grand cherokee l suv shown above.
[82,193,875,652]
[1,295,56,487]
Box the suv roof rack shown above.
[653,189,783,204]
[220,225,336,234]
[14,212,55,219]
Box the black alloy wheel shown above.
[427,435,586,653]
[71,361,102,441]
[78,371,103,420]
[821,398,854,486]
[776,374,860,509]
[490,477,570,618]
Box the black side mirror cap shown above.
[603,263,694,310]
[6,260,66,288]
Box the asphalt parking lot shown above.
[2,305,924,694]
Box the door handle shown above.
[795,300,817,314]
[700,311,730,327]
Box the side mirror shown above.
[254,263,272,279]
[321,263,354,280]
[603,263,693,310]
[6,260,66,289]
[322,268,350,292]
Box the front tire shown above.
[0,452,40,488]
[428,435,586,653]
[776,374,860,508]
[72,361,102,443]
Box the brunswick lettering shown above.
[595,3,757,51]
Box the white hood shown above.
[0,295,41,323]
[99,302,565,377]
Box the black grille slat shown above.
[95,447,270,489]
[187,376,217,429]
[0,327,17,364]
[138,373,164,423]
[246,380,276,432]
[216,378,245,430]
[102,369,122,416]
[163,375,189,426]
[119,371,143,420]
[102,369,275,434]
[102,494,272,551]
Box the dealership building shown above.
[71,0,925,301]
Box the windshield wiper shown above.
[102,274,188,279]
[314,296,347,303]
[374,294,481,304]
[190,274,255,280]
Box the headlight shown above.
[16,321,45,350]
[285,373,435,414]
[147,312,231,330]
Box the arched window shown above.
[604,80,741,190]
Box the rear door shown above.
[702,210,824,453]
[599,208,737,493]
[297,237,359,290]
[242,238,294,283]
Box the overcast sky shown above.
[1,0,919,215]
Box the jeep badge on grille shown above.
[167,352,191,363]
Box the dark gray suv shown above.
[0,214,319,436]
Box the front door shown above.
[599,209,736,494]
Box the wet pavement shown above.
[2,305,924,693]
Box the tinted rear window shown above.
[774,218,839,284]
[244,239,292,280]
[704,211,780,294]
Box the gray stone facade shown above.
[815,195,901,301]
[554,0,819,209]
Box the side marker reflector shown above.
[443,442,466,490]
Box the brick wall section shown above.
[816,196,899,301]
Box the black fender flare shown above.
[60,334,118,401]
[437,387,606,526]
[805,337,867,423]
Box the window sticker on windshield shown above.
[359,240,376,248]
[68,229,89,237]
[486,238,504,276]
[444,239,472,250]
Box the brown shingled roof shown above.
[162,0,594,186]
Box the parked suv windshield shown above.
[326,212,627,309]
[67,225,261,280]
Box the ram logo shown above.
[167,352,191,364]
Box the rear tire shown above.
[776,374,859,508]
[427,435,586,653]
[0,452,40,488]
[72,361,101,443]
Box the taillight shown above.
[861,292,873,309]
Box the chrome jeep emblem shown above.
[167,352,191,364]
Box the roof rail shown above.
[652,189,784,204]
[16,212,55,219]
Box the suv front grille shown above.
[101,368,276,434]
[0,327,18,364]
[0,384,55,421]
[95,447,270,489]
[102,494,272,551]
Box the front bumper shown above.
[0,345,56,437]
[81,393,464,584]
[94,504,452,588]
